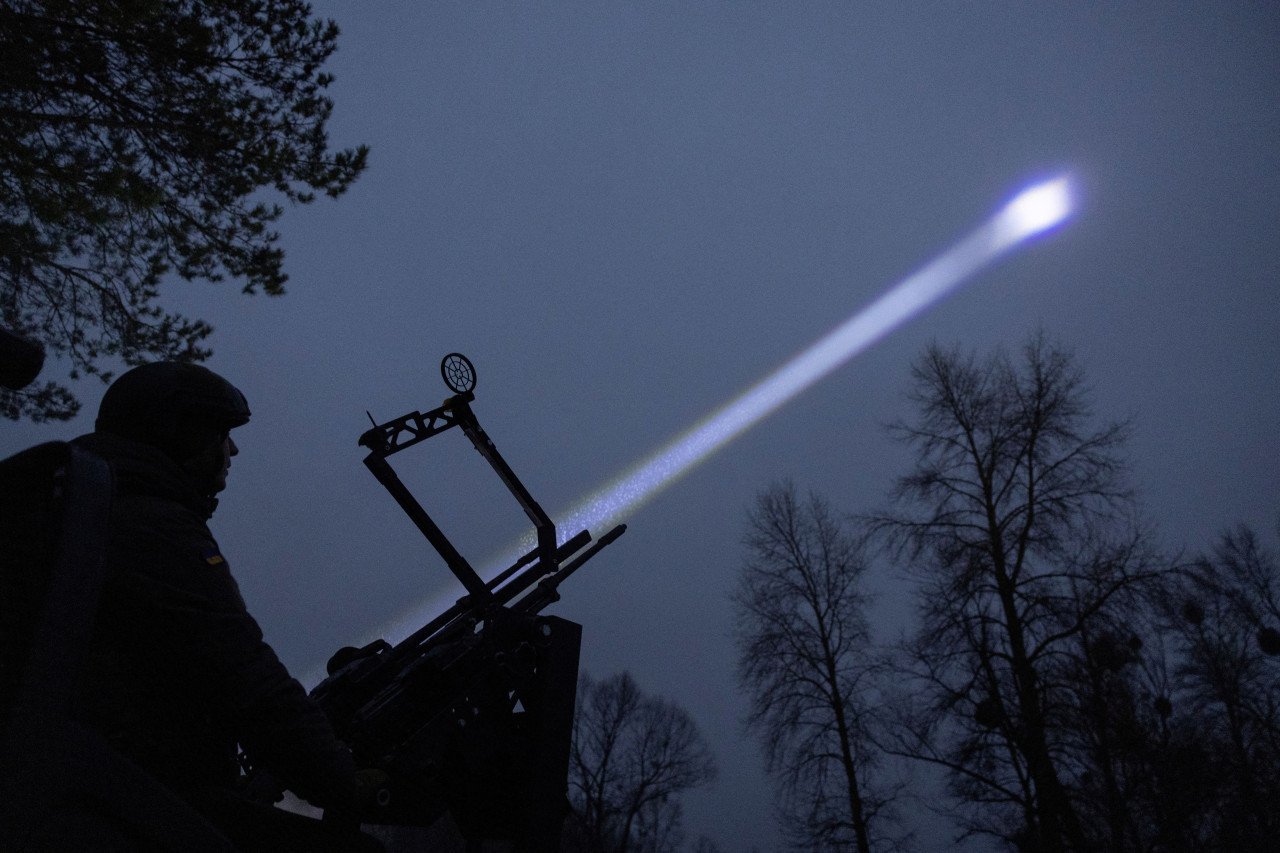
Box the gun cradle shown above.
[313,612,581,837]
[293,357,624,849]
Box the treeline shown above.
[562,332,1277,853]
[732,333,1278,853]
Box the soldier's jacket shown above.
[69,431,356,811]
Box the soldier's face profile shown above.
[214,435,238,493]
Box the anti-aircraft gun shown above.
[302,354,625,850]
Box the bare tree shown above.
[1059,524,1280,853]
[568,670,717,853]
[733,481,898,853]
[873,333,1160,852]
[1153,525,1280,852]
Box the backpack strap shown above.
[0,442,236,852]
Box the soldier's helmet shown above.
[96,362,250,461]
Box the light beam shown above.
[557,174,1073,535]
[368,175,1074,649]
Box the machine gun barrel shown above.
[389,528,594,665]
[513,524,626,614]
[487,529,591,600]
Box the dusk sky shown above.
[6,4,1278,849]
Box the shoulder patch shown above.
[202,547,225,566]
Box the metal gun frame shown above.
[307,357,624,850]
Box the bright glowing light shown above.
[994,176,1073,245]
[359,175,1075,655]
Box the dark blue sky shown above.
[7,3,1278,849]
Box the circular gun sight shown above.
[441,353,476,394]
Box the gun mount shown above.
[303,354,625,850]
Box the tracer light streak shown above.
[557,175,1073,536]
[371,175,1073,649]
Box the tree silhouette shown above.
[0,0,367,420]
[568,670,717,853]
[1152,525,1280,852]
[733,481,899,853]
[735,334,1275,851]
[873,333,1159,852]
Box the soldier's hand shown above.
[353,768,391,809]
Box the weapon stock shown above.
[298,357,625,851]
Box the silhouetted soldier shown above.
[0,362,382,852]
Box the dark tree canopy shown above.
[568,671,717,853]
[0,0,367,420]
[1153,525,1280,850]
